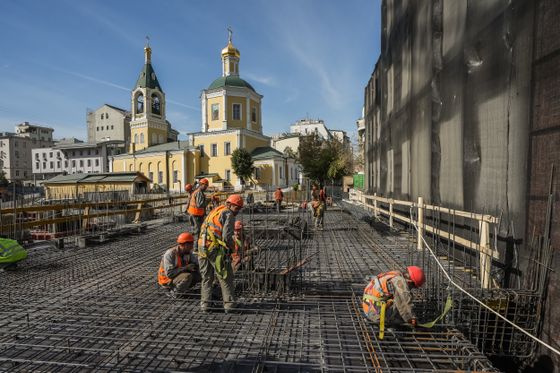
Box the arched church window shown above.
[152,94,161,115]
[136,94,144,114]
[134,134,138,144]
[140,133,145,144]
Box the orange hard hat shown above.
[235,221,243,230]
[407,266,425,288]
[177,232,194,244]
[226,194,244,207]
[185,183,193,192]
[199,178,209,185]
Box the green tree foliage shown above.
[231,148,254,185]
[298,134,352,184]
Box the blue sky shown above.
[0,0,380,141]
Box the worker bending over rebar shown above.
[158,232,200,298]
[198,194,244,313]
[362,266,425,327]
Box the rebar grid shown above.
[0,207,497,372]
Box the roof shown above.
[135,63,162,91]
[208,76,255,92]
[44,172,150,185]
[251,146,285,160]
[103,104,129,113]
[133,141,195,155]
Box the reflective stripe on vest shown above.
[158,250,185,286]
[187,189,205,216]
[362,271,402,316]
[198,205,227,249]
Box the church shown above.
[111,33,298,192]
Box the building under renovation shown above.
[364,0,559,369]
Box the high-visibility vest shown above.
[198,205,227,249]
[362,271,402,316]
[0,238,27,264]
[158,250,186,286]
[274,190,283,201]
[187,188,205,216]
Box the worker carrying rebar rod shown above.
[198,194,244,313]
[158,232,200,298]
[274,187,283,213]
[362,266,425,327]
[187,178,209,247]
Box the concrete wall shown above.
[87,105,130,144]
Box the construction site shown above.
[0,187,555,372]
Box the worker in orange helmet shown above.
[158,232,200,298]
[198,194,244,312]
[273,187,284,213]
[187,178,209,246]
[231,220,251,272]
[184,183,194,225]
[362,266,426,327]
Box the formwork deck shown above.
[0,207,497,372]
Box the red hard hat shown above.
[407,266,425,288]
[199,178,209,185]
[226,194,244,207]
[177,232,194,244]
[235,221,243,230]
[185,183,193,192]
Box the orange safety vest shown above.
[158,250,186,286]
[198,205,227,249]
[188,188,205,216]
[362,271,402,316]
[274,190,283,201]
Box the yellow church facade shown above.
[111,33,298,192]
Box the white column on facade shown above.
[246,95,251,130]
[222,91,228,130]
[201,92,207,132]
[271,161,277,187]
[181,152,186,192]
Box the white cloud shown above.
[244,72,276,86]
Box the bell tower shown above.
[130,38,168,152]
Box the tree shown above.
[297,134,352,185]
[0,171,8,187]
[231,148,254,186]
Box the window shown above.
[57,151,61,158]
[134,134,138,144]
[158,171,163,184]
[252,107,257,122]
[254,168,261,179]
[152,94,161,115]
[101,113,104,119]
[15,170,19,177]
[101,126,104,131]
[79,151,83,156]
[87,159,91,167]
[49,152,52,158]
[80,160,84,167]
[72,160,75,167]
[232,103,241,120]
[200,144,205,157]
[173,170,178,183]
[35,162,39,169]
[111,125,114,130]
[211,143,217,157]
[136,94,144,113]
[35,153,39,159]
[149,172,154,181]
[279,166,283,179]
[72,151,75,156]
[224,142,231,156]
[211,104,219,120]
[106,113,109,119]
[43,162,46,169]
[50,161,54,169]
[57,161,61,168]
[225,169,231,181]
[95,149,99,155]
[95,159,99,167]
[65,161,68,168]
[15,151,19,158]
[140,133,145,144]
[87,150,91,156]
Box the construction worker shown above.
[184,183,194,225]
[311,195,325,230]
[232,221,251,272]
[158,232,200,297]
[274,187,284,213]
[311,184,320,201]
[198,194,244,313]
[188,178,209,245]
[0,237,27,271]
[362,266,426,327]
